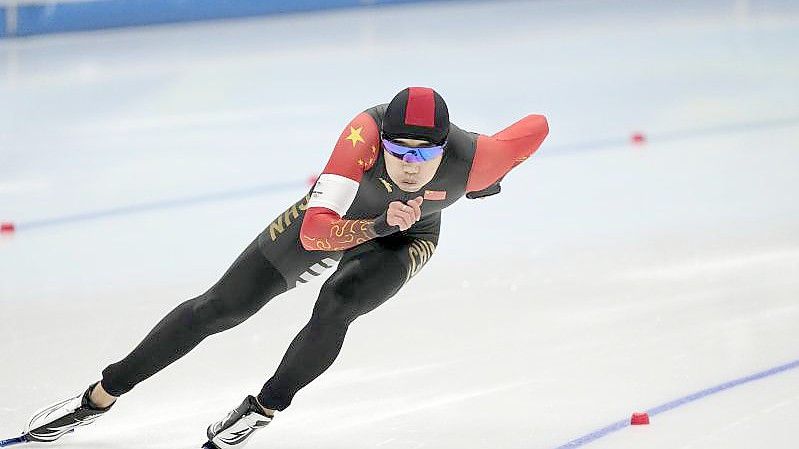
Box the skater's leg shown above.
[257,232,438,411]
[89,381,116,408]
[100,238,289,397]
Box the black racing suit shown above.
[101,104,517,411]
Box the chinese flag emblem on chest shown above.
[424,190,447,200]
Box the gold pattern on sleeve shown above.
[301,235,334,251]
[328,218,377,250]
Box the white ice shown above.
[1,0,799,448]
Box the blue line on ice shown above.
[552,357,799,448]
[12,116,799,232]
[17,181,304,231]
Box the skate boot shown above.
[203,395,273,449]
[24,382,114,442]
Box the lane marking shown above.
[7,115,799,232]
[553,357,799,448]
[16,181,303,231]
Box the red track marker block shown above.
[630,412,650,425]
[1,222,16,233]
[631,132,647,145]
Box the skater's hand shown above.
[386,196,423,231]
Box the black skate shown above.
[23,382,114,443]
[203,396,273,449]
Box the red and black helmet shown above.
[381,87,449,146]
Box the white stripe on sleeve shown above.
[307,173,360,217]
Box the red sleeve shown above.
[319,112,380,182]
[300,112,382,251]
[465,114,549,192]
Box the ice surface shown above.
[1,0,798,448]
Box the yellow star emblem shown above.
[345,126,366,147]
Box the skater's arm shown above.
[300,208,379,251]
[465,114,549,193]
[302,198,422,251]
[300,112,388,251]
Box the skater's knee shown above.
[314,281,360,326]
[190,291,249,334]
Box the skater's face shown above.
[383,138,444,192]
